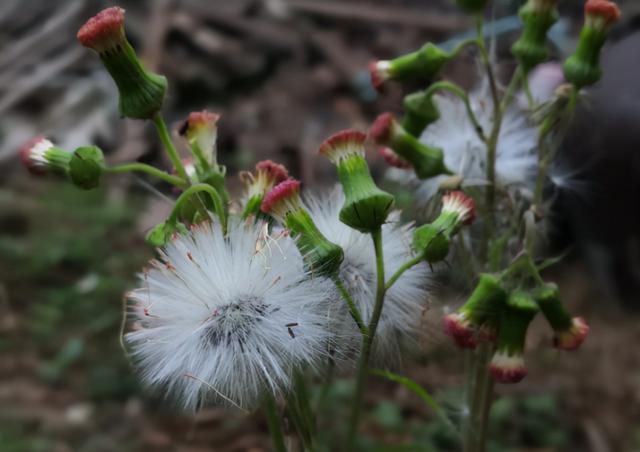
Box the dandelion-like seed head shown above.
[441,191,476,225]
[77,6,126,54]
[318,130,366,165]
[125,220,332,409]
[305,188,431,365]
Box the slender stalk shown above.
[424,81,486,142]
[263,393,288,452]
[347,227,386,447]
[152,113,189,182]
[332,276,368,335]
[385,255,423,291]
[475,16,500,116]
[105,162,186,187]
[169,183,227,234]
[464,343,494,452]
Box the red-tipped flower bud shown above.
[20,137,71,176]
[179,110,220,167]
[242,160,289,219]
[553,317,589,351]
[370,113,449,180]
[319,130,394,233]
[78,7,167,119]
[379,147,412,169]
[262,179,343,276]
[368,60,392,93]
[442,191,476,226]
[534,283,589,350]
[563,0,621,88]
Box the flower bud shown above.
[511,0,559,72]
[401,91,441,137]
[368,43,451,93]
[77,7,167,119]
[369,113,449,180]
[261,179,344,276]
[456,0,489,15]
[563,0,621,88]
[379,147,412,169]
[69,146,105,190]
[443,273,507,349]
[146,220,188,247]
[20,137,71,175]
[489,290,539,384]
[413,191,476,263]
[242,160,289,219]
[178,110,220,167]
[534,283,589,350]
[319,130,395,233]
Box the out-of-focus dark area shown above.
[1,0,639,451]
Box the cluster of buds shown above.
[563,0,621,88]
[77,7,167,119]
[318,130,394,233]
[369,113,450,180]
[20,138,105,190]
[444,276,590,383]
[369,43,452,93]
[261,179,344,277]
[413,191,476,264]
[511,0,559,73]
[241,160,289,219]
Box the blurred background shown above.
[1,0,640,451]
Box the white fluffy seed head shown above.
[125,219,333,410]
[387,82,538,203]
[305,188,432,366]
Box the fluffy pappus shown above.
[125,220,333,410]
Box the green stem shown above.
[152,114,189,182]
[425,81,486,142]
[332,276,368,335]
[263,393,288,452]
[347,227,386,448]
[385,255,423,291]
[475,16,500,118]
[170,183,227,234]
[463,343,494,452]
[105,162,186,187]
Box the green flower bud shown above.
[261,179,344,277]
[368,43,452,92]
[69,146,104,190]
[146,220,188,247]
[489,290,539,384]
[511,0,559,72]
[563,0,621,88]
[402,90,441,137]
[318,130,395,233]
[443,273,507,348]
[534,283,589,350]
[77,7,167,119]
[369,113,449,179]
[413,191,476,263]
[20,137,71,176]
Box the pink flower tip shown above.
[19,136,50,175]
[318,130,366,163]
[368,60,391,93]
[256,160,289,185]
[77,7,125,50]
[553,317,589,350]
[442,191,476,225]
[489,352,527,383]
[379,147,412,169]
[443,313,478,349]
[369,113,396,145]
[261,179,300,214]
[585,0,621,25]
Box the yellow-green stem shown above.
[105,162,186,187]
[152,114,189,182]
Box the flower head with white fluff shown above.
[386,83,538,203]
[305,188,432,365]
[125,220,332,410]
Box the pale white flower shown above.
[388,82,538,203]
[125,220,332,410]
[305,188,432,365]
